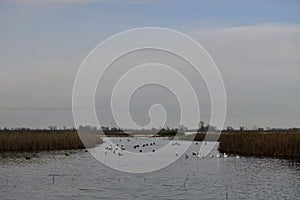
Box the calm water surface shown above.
[0,137,300,200]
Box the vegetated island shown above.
[181,128,300,161]
[0,125,133,153]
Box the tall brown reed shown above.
[219,131,300,159]
[0,130,102,152]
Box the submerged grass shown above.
[0,130,102,152]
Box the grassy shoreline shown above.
[0,129,102,152]
[181,130,300,160]
[219,131,300,160]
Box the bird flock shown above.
[102,139,241,159]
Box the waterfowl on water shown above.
[25,156,31,160]
[223,153,228,158]
[184,154,189,159]
[65,153,70,156]
[216,152,221,158]
[198,153,203,159]
[236,155,240,158]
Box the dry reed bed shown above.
[0,130,102,152]
[219,131,300,159]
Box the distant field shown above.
[0,129,102,152]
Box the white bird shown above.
[236,155,240,158]
[223,153,228,158]
[106,145,112,151]
[209,154,214,158]
[198,153,203,159]
[216,152,221,158]
[121,146,126,150]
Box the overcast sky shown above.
[0,0,300,129]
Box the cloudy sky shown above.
[0,0,300,129]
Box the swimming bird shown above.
[25,156,31,160]
[192,152,197,156]
[184,154,189,159]
[236,155,240,158]
[223,153,228,158]
[209,154,213,158]
[65,153,70,156]
[139,150,142,153]
[152,149,155,152]
[117,152,123,156]
[198,153,203,159]
[216,152,221,158]
[106,145,112,150]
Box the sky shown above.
[0,0,300,129]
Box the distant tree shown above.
[48,125,57,130]
[226,126,234,131]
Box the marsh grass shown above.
[0,130,102,152]
[219,131,300,159]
